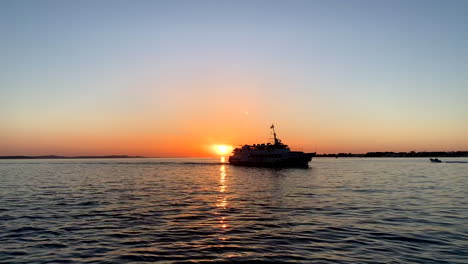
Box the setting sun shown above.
[214,145,233,156]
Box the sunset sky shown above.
[1,0,468,157]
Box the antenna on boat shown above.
[270,124,279,145]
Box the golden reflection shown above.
[219,165,226,193]
[220,216,227,229]
[220,156,226,163]
[216,165,229,232]
[216,197,228,208]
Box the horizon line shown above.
[2,150,468,159]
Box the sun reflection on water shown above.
[216,165,229,233]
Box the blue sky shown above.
[1,0,467,155]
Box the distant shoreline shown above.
[1,151,468,159]
[0,155,146,159]
[316,151,468,158]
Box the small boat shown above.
[228,124,315,167]
[430,158,442,163]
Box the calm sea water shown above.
[0,158,467,263]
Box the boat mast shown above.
[271,124,279,145]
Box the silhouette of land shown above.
[2,151,468,159]
[316,151,468,158]
[0,155,146,159]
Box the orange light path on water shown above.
[216,165,229,235]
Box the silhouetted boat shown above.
[228,124,315,167]
[430,158,442,163]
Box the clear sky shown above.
[1,0,467,157]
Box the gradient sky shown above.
[1,0,468,157]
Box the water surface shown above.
[0,158,466,263]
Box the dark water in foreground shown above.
[0,158,467,263]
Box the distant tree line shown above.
[316,151,468,158]
[0,155,145,159]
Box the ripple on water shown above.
[0,158,467,263]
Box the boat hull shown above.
[229,153,314,168]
